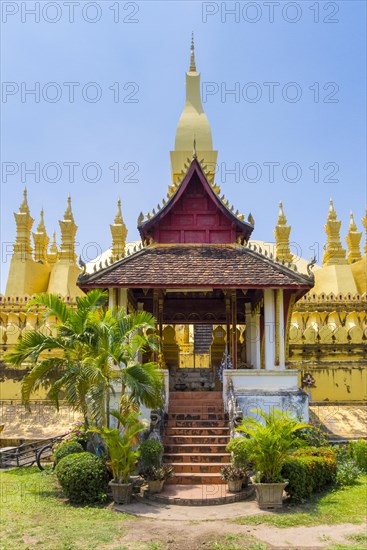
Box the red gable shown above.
[138,159,254,245]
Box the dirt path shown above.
[106,518,367,549]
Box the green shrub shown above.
[282,450,337,503]
[139,439,163,470]
[349,440,367,472]
[54,441,84,465]
[226,437,251,469]
[55,452,108,504]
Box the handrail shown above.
[226,379,243,438]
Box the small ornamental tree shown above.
[236,408,310,483]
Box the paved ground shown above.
[116,495,265,520]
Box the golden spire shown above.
[273,201,293,263]
[345,211,362,263]
[59,195,77,262]
[189,32,196,72]
[363,208,367,256]
[110,198,127,260]
[171,35,217,185]
[323,199,347,266]
[47,231,59,264]
[33,208,49,262]
[13,187,34,258]
[20,187,30,213]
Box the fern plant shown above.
[235,408,310,483]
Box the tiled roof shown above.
[79,245,313,289]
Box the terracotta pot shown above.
[227,479,243,493]
[147,479,164,494]
[254,482,288,509]
[109,481,133,504]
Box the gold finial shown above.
[363,208,367,255]
[345,211,362,263]
[47,231,59,264]
[274,201,293,263]
[137,212,144,225]
[110,197,127,260]
[114,197,123,224]
[33,208,49,262]
[277,201,287,225]
[63,194,74,222]
[189,32,196,72]
[20,187,30,214]
[193,136,197,159]
[323,199,347,266]
[37,208,46,233]
[13,187,34,258]
[59,195,77,262]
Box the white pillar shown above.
[245,303,252,366]
[252,311,261,370]
[119,288,128,310]
[264,289,276,370]
[108,288,115,308]
[277,289,285,369]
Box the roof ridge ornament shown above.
[189,32,196,72]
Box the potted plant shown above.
[236,408,309,509]
[221,464,248,493]
[138,439,172,494]
[140,465,173,493]
[92,410,147,505]
[221,437,251,492]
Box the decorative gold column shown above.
[274,201,293,262]
[323,199,347,265]
[345,212,362,263]
[110,198,127,261]
[33,209,49,263]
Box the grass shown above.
[0,467,132,550]
[209,534,269,550]
[326,533,367,550]
[1,468,366,549]
[234,475,367,528]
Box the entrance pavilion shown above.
[78,158,313,388]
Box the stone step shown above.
[167,464,226,475]
[164,453,230,464]
[164,444,228,454]
[164,435,230,445]
[166,418,227,429]
[165,462,227,474]
[168,403,224,411]
[169,391,222,399]
[165,427,230,436]
[167,413,226,421]
[166,473,226,485]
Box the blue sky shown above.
[1,0,366,291]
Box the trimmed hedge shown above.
[54,441,84,465]
[282,447,337,503]
[55,452,108,504]
[139,439,163,470]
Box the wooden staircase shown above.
[163,391,230,485]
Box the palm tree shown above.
[5,290,164,427]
